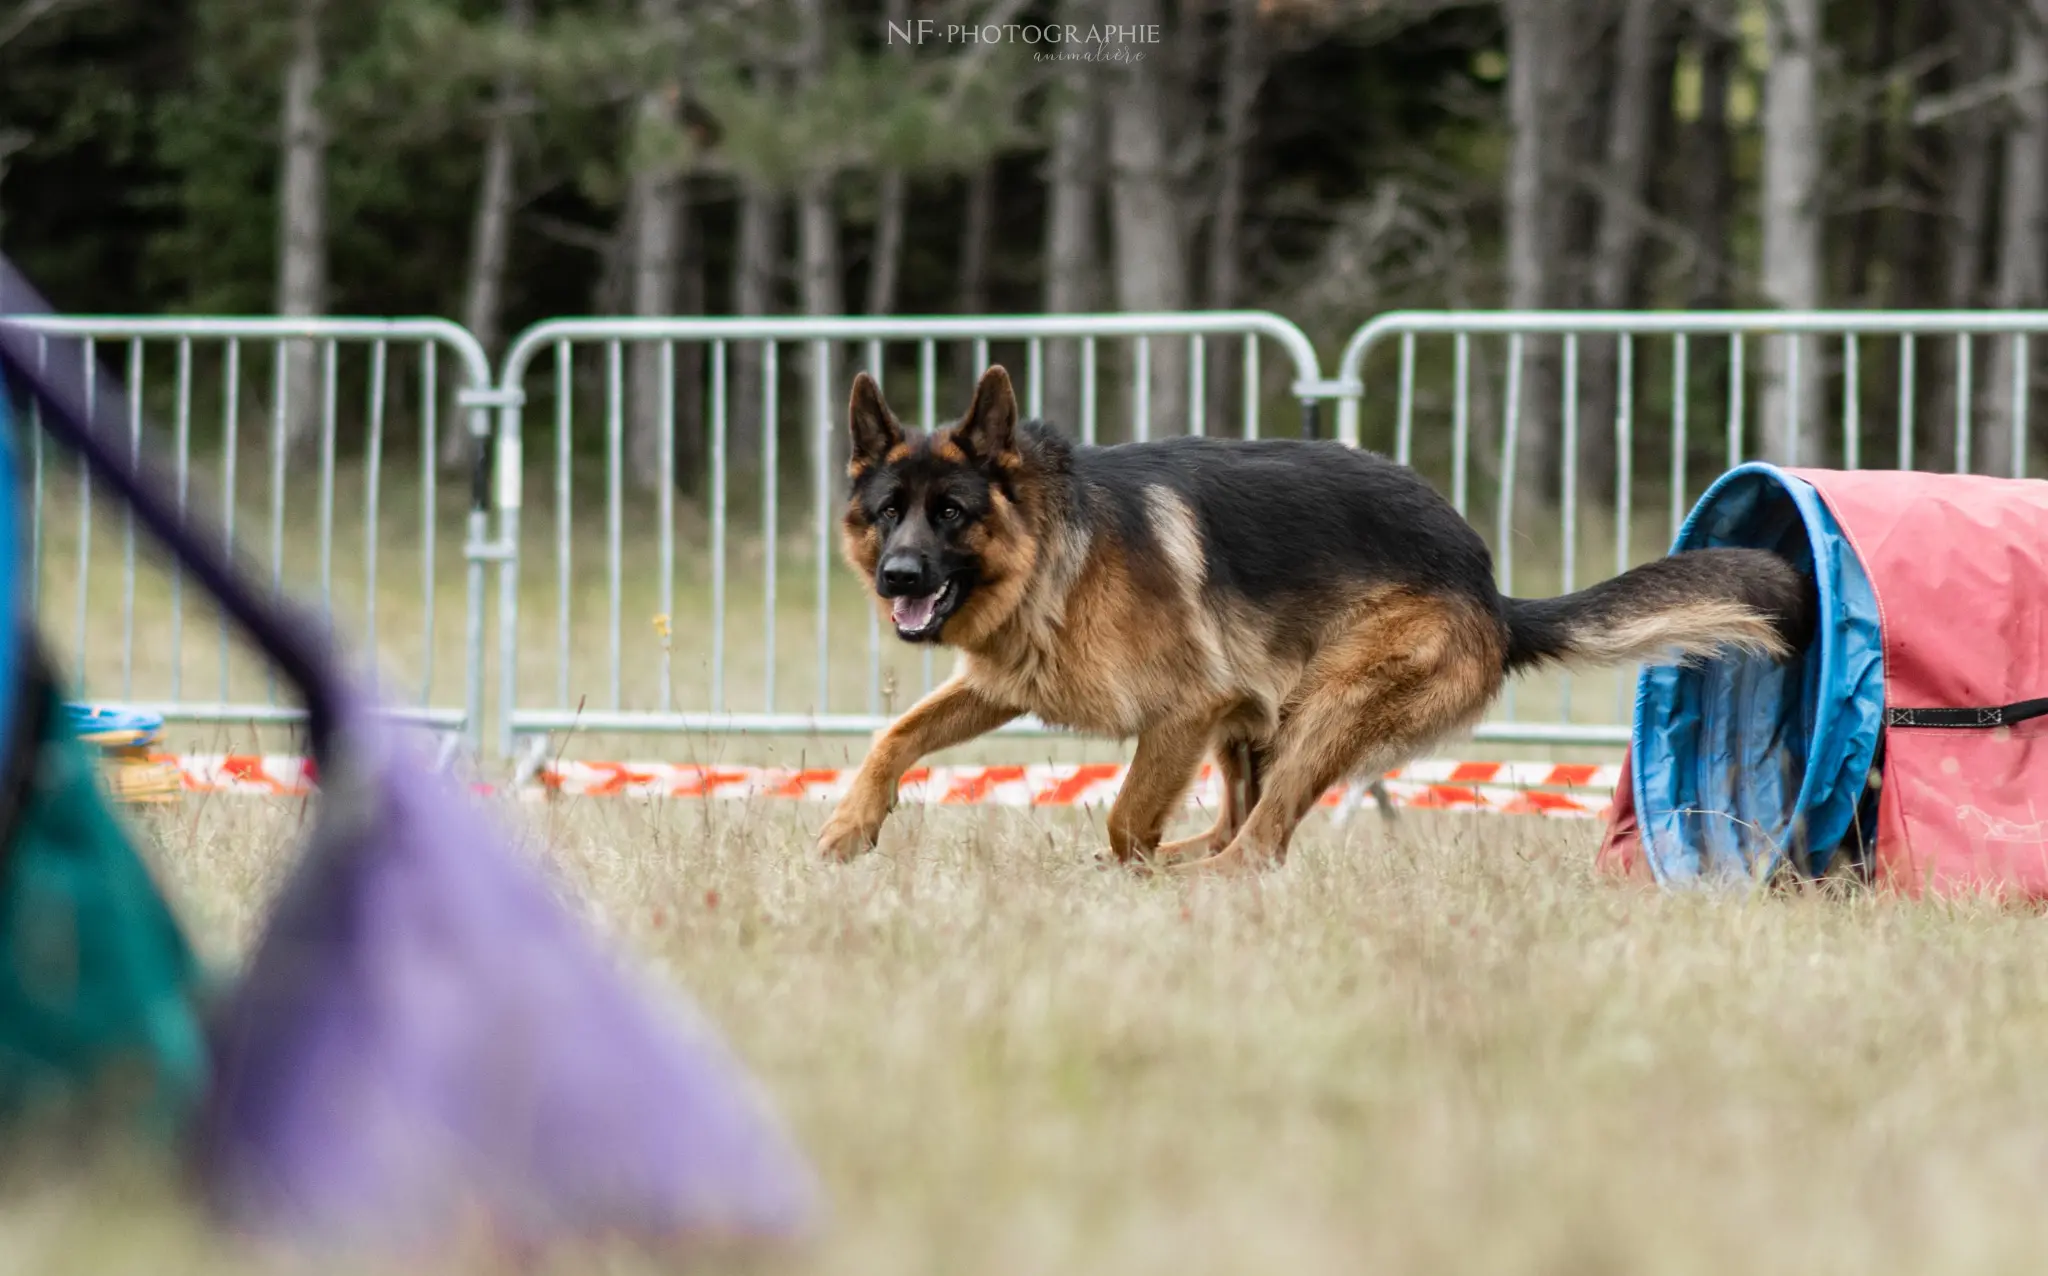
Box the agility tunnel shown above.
[1601,462,2048,896]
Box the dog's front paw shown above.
[1166,840,1274,878]
[816,810,883,862]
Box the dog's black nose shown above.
[878,554,928,596]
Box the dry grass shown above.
[6,795,2048,1275]
[21,443,2048,1273]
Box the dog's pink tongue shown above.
[892,593,939,630]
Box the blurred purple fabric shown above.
[194,692,820,1254]
[3,261,817,1258]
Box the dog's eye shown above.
[934,500,962,524]
[877,503,901,525]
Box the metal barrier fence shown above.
[7,317,498,753]
[15,307,2048,765]
[1334,311,2048,746]
[489,313,1332,762]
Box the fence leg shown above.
[434,731,464,773]
[463,385,491,763]
[1369,778,1395,822]
[1332,777,1397,827]
[463,500,489,760]
[513,733,552,789]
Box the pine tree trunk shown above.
[276,0,329,455]
[797,0,843,469]
[729,181,781,477]
[864,0,908,327]
[1583,0,1664,502]
[592,223,629,315]
[1759,0,1824,466]
[1845,0,1901,306]
[675,195,705,488]
[958,167,994,315]
[1986,0,2048,478]
[624,0,685,489]
[1105,0,1187,440]
[1503,0,1577,501]
[1942,85,1996,308]
[798,170,842,462]
[866,169,905,318]
[1683,5,1735,309]
[1041,0,1101,434]
[624,171,684,488]
[1205,0,1261,437]
[953,166,995,391]
[1937,9,1999,469]
[1892,1,1950,315]
[446,0,532,471]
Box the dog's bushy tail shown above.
[1503,548,1813,674]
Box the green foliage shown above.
[145,11,279,314]
[0,0,1501,326]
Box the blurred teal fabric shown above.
[0,371,206,1137]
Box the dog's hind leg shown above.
[817,674,1021,861]
[1106,712,1225,865]
[1153,738,1265,865]
[1173,593,1502,877]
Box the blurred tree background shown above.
[2,0,2045,489]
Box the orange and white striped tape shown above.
[143,754,1619,818]
[164,754,320,796]
[525,759,1618,818]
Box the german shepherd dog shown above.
[817,365,1812,875]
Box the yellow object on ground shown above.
[71,729,182,805]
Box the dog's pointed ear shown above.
[848,372,904,469]
[952,365,1018,463]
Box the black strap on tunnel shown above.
[1886,698,2048,729]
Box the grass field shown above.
[19,447,2048,1274]
[8,794,2048,1275]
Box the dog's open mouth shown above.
[890,579,960,641]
